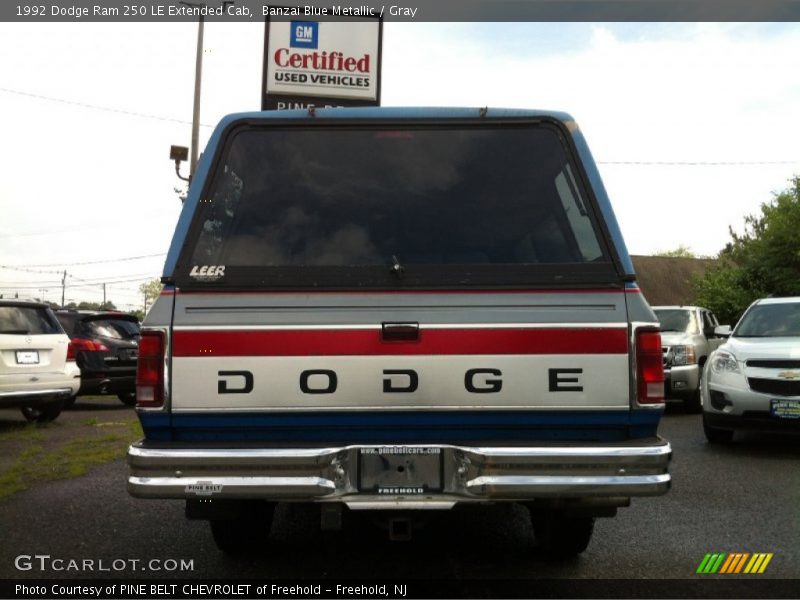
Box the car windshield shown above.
[734,302,800,337]
[0,306,61,335]
[84,319,140,340]
[653,309,697,333]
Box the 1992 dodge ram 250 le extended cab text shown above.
[127,107,671,556]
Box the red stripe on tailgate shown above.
[172,328,628,357]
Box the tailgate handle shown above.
[381,322,420,342]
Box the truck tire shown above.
[530,509,595,558]
[703,416,734,444]
[20,401,63,423]
[684,362,705,414]
[684,388,702,414]
[117,393,137,406]
[209,501,275,554]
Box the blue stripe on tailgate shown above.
[138,410,662,443]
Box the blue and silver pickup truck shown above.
[127,107,671,557]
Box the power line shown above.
[1,87,797,166]
[0,265,64,275]
[69,276,157,288]
[0,87,215,128]
[0,226,100,239]
[2,253,166,268]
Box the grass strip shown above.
[0,419,142,499]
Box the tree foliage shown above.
[139,278,163,313]
[694,176,800,325]
[654,244,697,258]
[76,300,117,311]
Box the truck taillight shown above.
[136,331,165,408]
[636,328,664,405]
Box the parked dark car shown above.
[54,310,140,406]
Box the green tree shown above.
[139,278,164,314]
[694,176,800,324]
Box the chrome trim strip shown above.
[128,476,336,499]
[0,388,72,399]
[128,442,668,462]
[466,474,671,497]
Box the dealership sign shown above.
[262,18,382,110]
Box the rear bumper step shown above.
[128,438,671,503]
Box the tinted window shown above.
[735,302,800,337]
[178,123,616,289]
[83,319,140,340]
[653,309,697,334]
[55,313,76,336]
[0,306,61,335]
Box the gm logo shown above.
[290,21,318,49]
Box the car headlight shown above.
[671,345,696,366]
[711,350,740,374]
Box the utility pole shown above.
[103,283,107,306]
[180,1,233,179]
[190,11,204,177]
[61,270,67,307]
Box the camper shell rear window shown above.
[174,119,621,289]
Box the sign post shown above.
[262,17,382,110]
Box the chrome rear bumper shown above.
[128,438,671,505]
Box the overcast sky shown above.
[1,21,799,310]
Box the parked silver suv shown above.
[0,300,80,422]
[652,306,729,413]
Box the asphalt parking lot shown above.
[0,402,798,595]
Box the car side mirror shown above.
[714,325,731,338]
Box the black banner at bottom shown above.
[3,579,800,599]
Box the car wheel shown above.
[703,415,734,444]
[117,392,137,406]
[20,401,63,423]
[529,509,595,558]
[62,395,77,410]
[210,501,275,554]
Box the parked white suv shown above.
[702,296,800,443]
[0,300,80,422]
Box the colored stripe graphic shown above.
[697,553,726,574]
[698,553,773,574]
[172,328,629,358]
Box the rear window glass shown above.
[177,122,617,289]
[83,319,140,340]
[0,306,62,335]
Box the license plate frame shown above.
[15,350,39,365]
[358,446,443,495]
[771,399,800,419]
